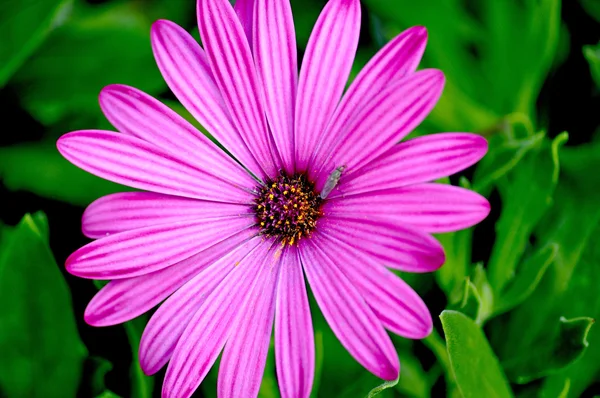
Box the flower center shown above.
[254,172,323,245]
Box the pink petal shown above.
[318,216,445,273]
[217,246,283,397]
[198,0,280,177]
[253,0,297,172]
[313,70,445,190]
[66,217,255,279]
[234,0,255,47]
[57,130,254,203]
[309,26,427,173]
[334,133,488,197]
[98,84,253,186]
[162,242,275,398]
[316,233,432,339]
[275,247,314,398]
[294,0,361,172]
[139,237,262,375]
[150,20,263,176]
[325,183,490,233]
[83,192,252,239]
[84,231,254,327]
[300,238,399,381]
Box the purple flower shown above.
[57,0,489,396]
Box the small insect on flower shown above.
[320,165,346,199]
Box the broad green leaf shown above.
[0,213,87,397]
[0,142,125,206]
[583,42,600,88]
[487,133,566,292]
[0,0,72,87]
[12,0,192,127]
[502,317,594,384]
[440,310,513,398]
[494,243,558,316]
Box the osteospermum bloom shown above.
[57,0,490,396]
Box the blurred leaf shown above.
[492,138,600,397]
[583,42,600,88]
[93,281,153,398]
[96,392,122,398]
[0,0,73,87]
[435,227,472,304]
[394,353,430,398]
[0,213,87,397]
[502,317,593,384]
[364,0,561,132]
[440,310,513,398]
[311,330,324,398]
[11,0,192,127]
[0,141,126,206]
[456,277,480,321]
[494,243,558,316]
[290,0,322,48]
[365,376,398,398]
[472,127,543,196]
[581,0,600,22]
[487,133,567,292]
[90,357,113,396]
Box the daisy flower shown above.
[57,0,490,397]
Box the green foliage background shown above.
[1,0,599,397]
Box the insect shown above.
[320,165,346,199]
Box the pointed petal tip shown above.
[376,354,400,381]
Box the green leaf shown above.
[365,376,398,398]
[394,354,430,398]
[583,42,600,89]
[487,133,567,292]
[0,213,87,397]
[0,0,73,87]
[440,310,513,398]
[491,139,600,396]
[12,0,192,126]
[502,317,594,384]
[494,243,558,316]
[0,142,126,206]
[581,0,600,22]
[363,0,561,132]
[472,128,543,196]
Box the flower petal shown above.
[301,237,399,380]
[82,192,251,239]
[334,133,488,197]
[316,233,432,339]
[217,246,283,397]
[317,216,445,272]
[84,231,253,326]
[254,0,297,172]
[99,84,253,185]
[66,217,255,279]
[198,0,280,177]
[139,237,262,375]
[57,130,254,203]
[325,183,491,233]
[162,242,276,398]
[294,0,361,172]
[309,26,427,173]
[275,247,314,398]
[314,70,445,190]
[150,19,263,176]
[234,0,255,47]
